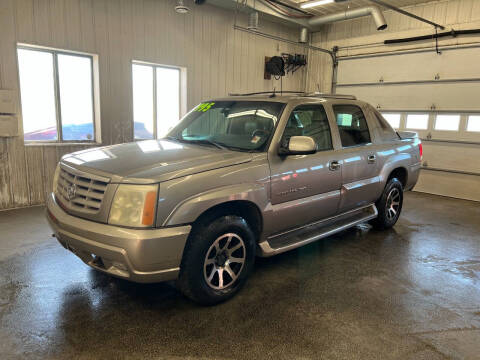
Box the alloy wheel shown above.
[203,233,246,290]
[386,188,401,221]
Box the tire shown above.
[177,215,256,305]
[370,178,403,230]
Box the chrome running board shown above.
[258,204,378,257]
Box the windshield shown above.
[166,101,285,151]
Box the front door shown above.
[332,104,380,212]
[269,104,342,234]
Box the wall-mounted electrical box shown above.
[0,90,19,137]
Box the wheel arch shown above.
[387,167,408,188]
[191,200,263,240]
[162,183,268,240]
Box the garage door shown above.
[335,45,480,202]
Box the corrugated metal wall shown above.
[0,0,327,210]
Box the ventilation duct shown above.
[248,11,259,30]
[299,27,309,43]
[307,6,388,31]
[206,1,387,32]
[175,0,189,13]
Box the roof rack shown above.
[228,90,356,100]
[300,92,357,100]
[228,90,304,97]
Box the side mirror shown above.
[279,136,316,156]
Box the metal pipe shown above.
[308,6,387,31]
[331,46,338,94]
[299,27,309,43]
[238,0,312,28]
[337,43,480,61]
[385,28,480,45]
[248,11,259,30]
[209,0,388,31]
[267,0,312,15]
[368,0,445,30]
[233,25,333,57]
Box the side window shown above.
[333,104,371,147]
[282,105,332,151]
[373,110,399,141]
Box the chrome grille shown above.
[56,167,109,214]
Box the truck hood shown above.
[61,139,253,183]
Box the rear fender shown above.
[378,150,414,189]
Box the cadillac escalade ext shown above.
[46,93,422,305]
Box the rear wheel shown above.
[177,215,256,305]
[371,178,403,230]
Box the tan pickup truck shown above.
[46,92,422,304]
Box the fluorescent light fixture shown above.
[300,0,335,9]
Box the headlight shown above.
[108,184,158,228]
[52,164,61,193]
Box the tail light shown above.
[418,143,423,160]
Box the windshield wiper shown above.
[167,135,256,152]
[188,139,227,150]
[166,136,182,143]
[171,136,227,150]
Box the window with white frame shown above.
[17,45,98,142]
[381,113,401,129]
[434,114,460,131]
[373,111,480,142]
[467,115,480,132]
[406,114,429,130]
[132,62,182,139]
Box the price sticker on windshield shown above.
[195,102,215,112]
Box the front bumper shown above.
[46,193,191,283]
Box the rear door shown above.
[268,104,342,233]
[331,103,381,212]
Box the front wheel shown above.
[370,178,403,230]
[177,215,256,305]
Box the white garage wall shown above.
[0,0,322,210]
[307,0,480,92]
[336,46,480,111]
[307,0,480,202]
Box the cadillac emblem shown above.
[67,184,77,200]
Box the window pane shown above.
[467,116,480,132]
[434,114,460,131]
[132,64,154,139]
[283,105,332,151]
[18,48,57,141]
[406,114,429,130]
[333,105,371,147]
[57,54,94,141]
[156,67,180,137]
[381,113,401,129]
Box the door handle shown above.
[329,161,341,171]
[367,155,376,164]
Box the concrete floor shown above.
[0,192,479,360]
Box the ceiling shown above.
[289,0,431,16]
